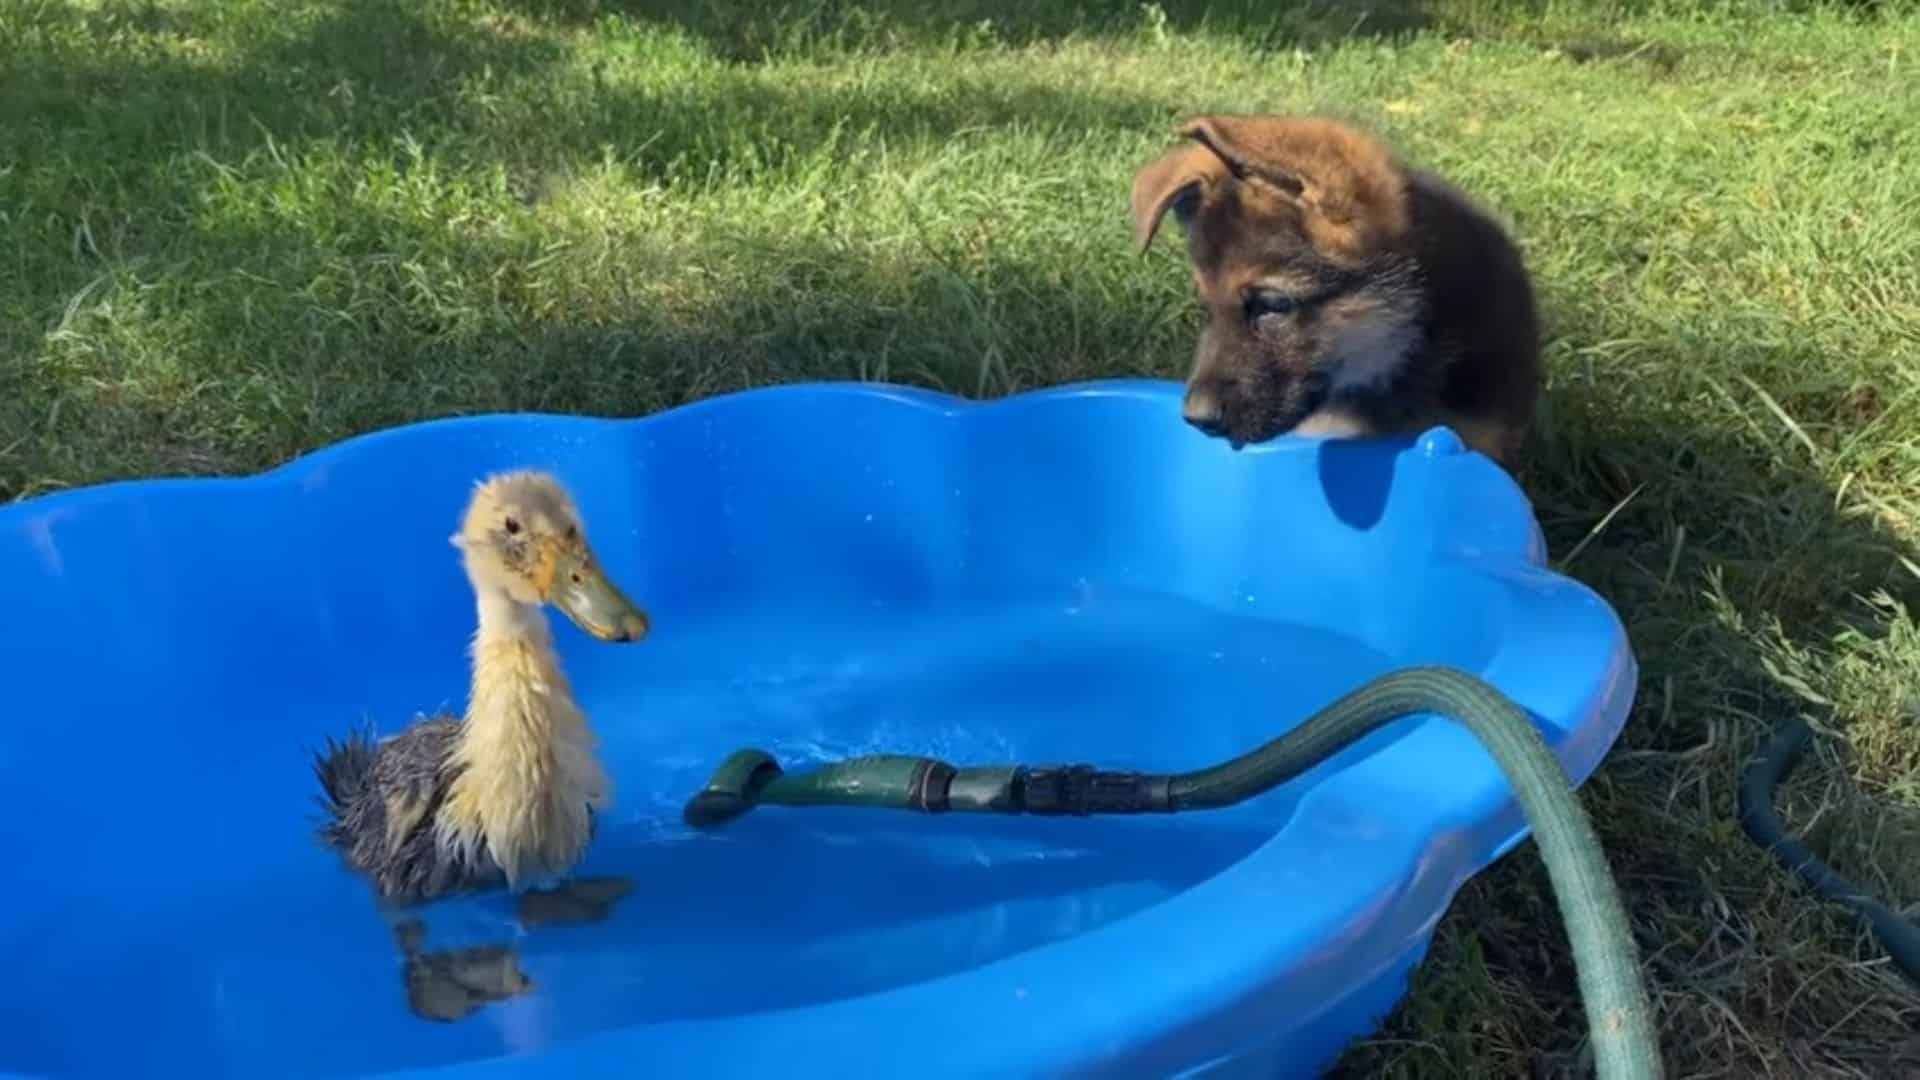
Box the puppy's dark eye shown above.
[1245,290,1298,319]
[503,518,521,535]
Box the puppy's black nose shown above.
[1183,385,1227,436]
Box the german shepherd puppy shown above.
[1130,115,1540,469]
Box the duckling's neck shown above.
[436,585,611,888]
[463,585,584,752]
[473,587,553,650]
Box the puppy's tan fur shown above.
[1131,115,1541,468]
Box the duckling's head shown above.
[452,470,650,643]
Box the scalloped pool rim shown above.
[3,378,1467,512]
[0,378,1638,1080]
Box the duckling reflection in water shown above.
[393,878,635,1023]
[516,875,635,928]
[395,918,533,1023]
[308,471,650,1017]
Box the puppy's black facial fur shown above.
[1186,253,1430,448]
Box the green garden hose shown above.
[683,665,1663,1079]
[1738,715,1920,988]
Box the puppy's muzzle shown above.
[1182,382,1228,437]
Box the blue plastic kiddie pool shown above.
[0,379,1636,1079]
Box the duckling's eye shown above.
[565,524,578,541]
[503,517,521,535]
[570,571,583,584]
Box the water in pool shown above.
[1,587,1401,1079]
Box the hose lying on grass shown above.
[683,665,1664,1080]
[1737,715,1920,989]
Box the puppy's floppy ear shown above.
[1180,117,1308,195]
[1129,113,1322,254]
[1175,114,1408,259]
[1130,139,1229,254]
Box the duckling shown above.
[311,469,650,909]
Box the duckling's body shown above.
[314,717,491,905]
[311,470,649,908]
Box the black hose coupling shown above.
[1012,765,1174,815]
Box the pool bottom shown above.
[3,589,1421,1079]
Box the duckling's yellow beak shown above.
[548,548,650,643]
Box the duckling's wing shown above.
[369,717,462,856]
[384,781,438,855]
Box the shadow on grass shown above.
[496,0,1436,59]
[2,0,1189,490]
[0,0,1236,278]
[141,174,1187,449]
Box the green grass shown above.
[6,0,1920,1072]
